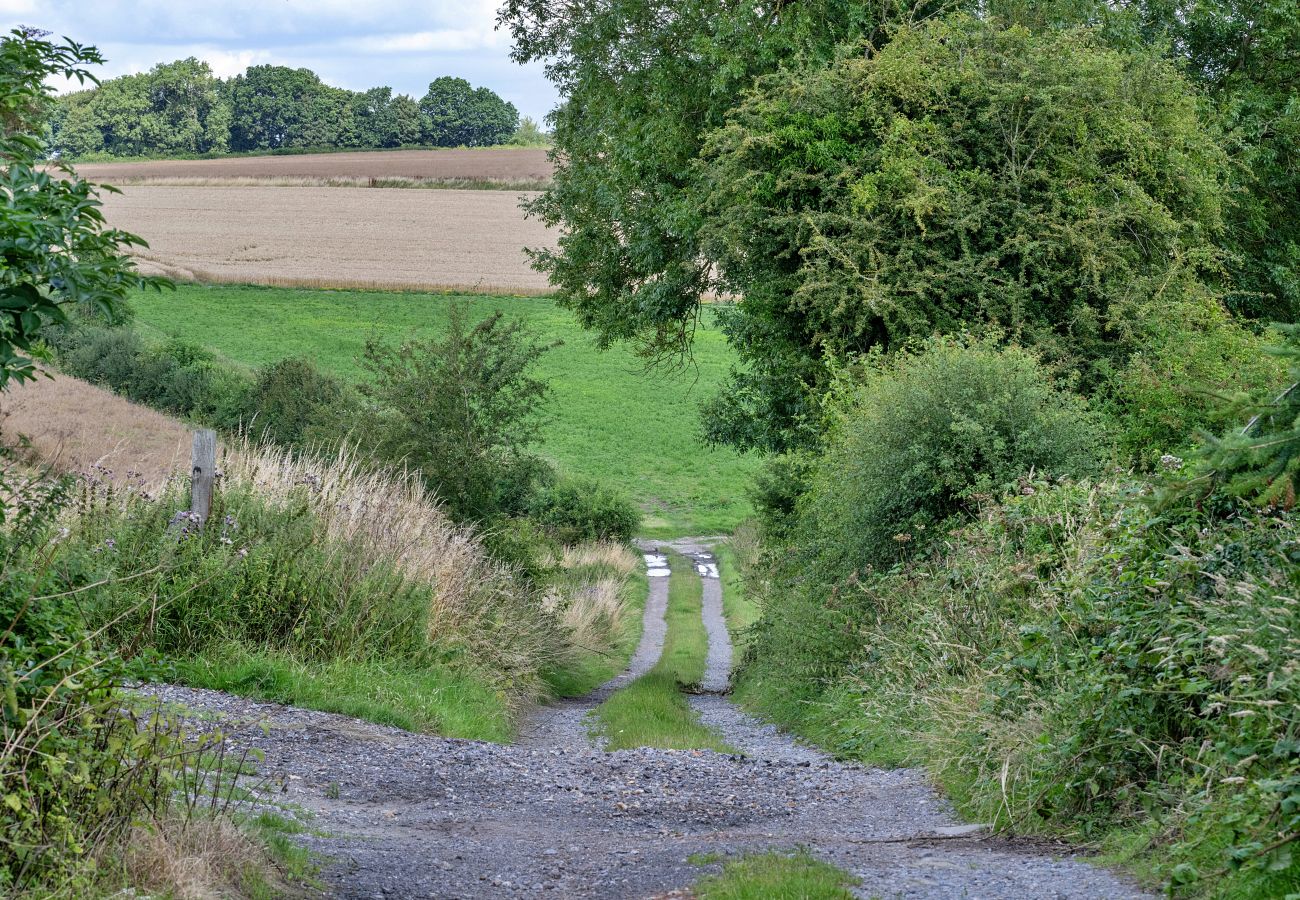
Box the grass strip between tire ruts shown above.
[590,553,734,752]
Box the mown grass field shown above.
[130,283,756,536]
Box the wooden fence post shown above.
[190,428,216,526]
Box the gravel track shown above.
[138,542,1153,898]
[515,552,670,750]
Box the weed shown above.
[692,850,858,899]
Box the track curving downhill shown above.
[141,540,1152,898]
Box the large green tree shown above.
[227,65,348,151]
[499,0,923,363]
[0,28,163,387]
[502,1,1287,451]
[699,17,1231,450]
[49,58,228,156]
[418,76,519,147]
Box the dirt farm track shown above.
[99,184,556,294]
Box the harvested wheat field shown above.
[100,185,556,294]
[73,148,553,188]
[1,375,193,487]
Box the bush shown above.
[361,303,556,523]
[246,357,354,448]
[528,477,641,545]
[0,467,181,892]
[803,337,1103,578]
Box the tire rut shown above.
[138,540,1154,899]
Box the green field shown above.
[130,283,756,536]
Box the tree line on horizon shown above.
[48,58,534,159]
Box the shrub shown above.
[0,466,181,892]
[528,477,641,545]
[246,357,354,448]
[804,337,1102,578]
[361,302,556,523]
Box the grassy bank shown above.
[591,555,732,751]
[129,283,757,536]
[735,477,1300,898]
[66,441,641,741]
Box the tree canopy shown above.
[50,62,521,158]
[500,0,1300,452]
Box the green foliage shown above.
[361,303,555,523]
[50,59,519,159]
[1118,0,1300,321]
[246,357,354,448]
[693,851,858,899]
[418,76,519,148]
[0,467,184,892]
[1183,324,1300,507]
[509,116,549,147]
[227,65,349,152]
[700,16,1228,450]
[737,475,1300,895]
[500,0,924,366]
[0,28,165,388]
[53,58,229,157]
[804,338,1102,576]
[130,283,759,537]
[527,477,641,544]
[51,319,358,449]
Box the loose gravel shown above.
[136,541,1154,899]
[515,557,669,751]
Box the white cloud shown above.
[0,0,36,16]
[358,27,505,54]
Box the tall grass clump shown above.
[68,440,573,724]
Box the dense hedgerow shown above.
[737,477,1300,896]
[801,338,1102,578]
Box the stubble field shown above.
[74,147,553,187]
[100,185,555,294]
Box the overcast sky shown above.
[0,0,560,124]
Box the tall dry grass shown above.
[217,438,566,680]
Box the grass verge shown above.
[129,282,757,536]
[693,851,859,899]
[591,555,733,751]
[717,527,761,654]
[175,644,514,741]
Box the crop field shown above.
[73,147,553,188]
[130,284,757,536]
[100,185,555,295]
[2,374,191,486]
